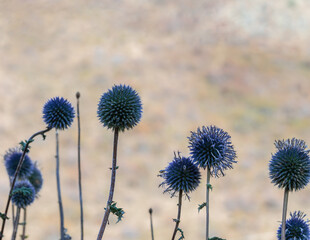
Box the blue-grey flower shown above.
[269,138,310,191]
[11,180,36,208]
[97,84,142,132]
[277,211,310,240]
[43,97,75,130]
[28,162,43,195]
[159,152,201,198]
[188,125,237,177]
[4,148,34,178]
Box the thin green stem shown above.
[281,188,289,240]
[97,128,119,240]
[21,208,26,240]
[76,92,84,240]
[206,168,211,240]
[171,190,183,240]
[149,208,154,240]
[56,130,65,240]
[11,207,20,240]
[0,127,52,240]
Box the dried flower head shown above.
[11,180,36,208]
[277,211,310,240]
[159,152,201,198]
[28,162,43,195]
[4,148,34,178]
[43,97,75,130]
[188,125,237,177]
[269,138,310,191]
[97,84,142,132]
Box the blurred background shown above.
[0,0,310,239]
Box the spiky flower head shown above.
[27,162,43,195]
[277,211,310,240]
[4,148,34,178]
[159,152,201,198]
[269,138,310,191]
[97,84,142,132]
[43,97,75,130]
[188,125,237,177]
[11,180,36,208]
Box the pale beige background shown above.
[0,1,310,239]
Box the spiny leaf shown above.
[64,228,72,240]
[19,139,34,153]
[0,212,9,220]
[173,218,180,223]
[177,228,185,240]
[41,133,46,140]
[207,183,213,190]
[198,202,207,212]
[109,166,119,170]
[105,201,125,223]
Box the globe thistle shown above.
[27,162,43,195]
[43,97,75,130]
[188,125,237,177]
[269,138,310,191]
[11,180,36,208]
[97,84,142,132]
[159,152,201,198]
[277,211,310,240]
[4,148,34,178]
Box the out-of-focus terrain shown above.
[0,0,310,239]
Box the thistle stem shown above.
[56,130,65,240]
[97,127,119,240]
[76,92,84,240]
[171,190,183,240]
[149,208,154,240]
[0,127,52,240]
[11,204,15,230]
[21,208,27,240]
[206,168,211,240]
[11,207,20,240]
[281,187,289,240]
[8,177,15,228]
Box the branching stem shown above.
[76,92,84,240]
[11,207,20,240]
[206,168,211,240]
[21,208,27,240]
[171,190,183,240]
[281,187,289,240]
[97,128,119,240]
[0,127,52,240]
[56,130,65,240]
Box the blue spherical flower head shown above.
[97,84,142,132]
[43,97,75,130]
[159,152,201,199]
[188,125,237,177]
[277,211,310,240]
[28,162,43,195]
[11,180,36,208]
[269,138,310,191]
[4,148,34,178]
